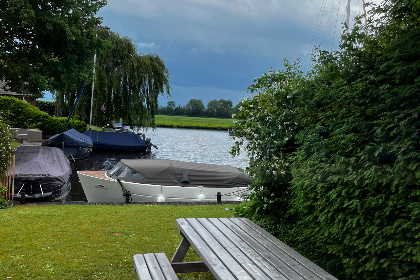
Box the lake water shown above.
[67,127,249,201]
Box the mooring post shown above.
[20,192,25,204]
[217,192,222,203]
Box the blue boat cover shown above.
[43,129,93,148]
[83,129,149,151]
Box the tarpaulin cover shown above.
[43,129,93,148]
[111,159,252,188]
[12,146,71,184]
[83,129,149,151]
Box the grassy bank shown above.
[155,115,234,130]
[0,204,236,280]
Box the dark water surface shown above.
[67,128,249,201]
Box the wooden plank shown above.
[133,254,153,280]
[238,218,338,280]
[187,218,254,280]
[208,218,296,279]
[171,261,209,273]
[197,218,279,279]
[171,237,191,262]
[155,253,179,280]
[144,253,166,279]
[176,218,236,280]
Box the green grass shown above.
[155,115,234,130]
[0,204,236,280]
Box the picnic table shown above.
[134,217,338,280]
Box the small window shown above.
[108,162,123,176]
[114,165,145,181]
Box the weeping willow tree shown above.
[75,28,170,128]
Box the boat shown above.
[83,129,150,152]
[42,129,93,160]
[77,159,252,202]
[11,146,72,201]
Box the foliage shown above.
[159,99,235,118]
[0,185,8,209]
[37,100,56,116]
[207,99,233,118]
[185,99,206,117]
[74,28,170,128]
[0,0,106,96]
[0,116,13,209]
[231,1,420,279]
[0,96,86,136]
[231,61,304,221]
[0,117,13,209]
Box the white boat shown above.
[77,159,251,202]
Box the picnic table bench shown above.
[133,217,337,280]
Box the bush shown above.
[37,100,56,116]
[231,1,420,279]
[0,96,87,136]
[0,117,13,209]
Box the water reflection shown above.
[67,128,249,201]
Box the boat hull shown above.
[78,171,249,202]
[13,181,71,201]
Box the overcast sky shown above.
[44,0,381,106]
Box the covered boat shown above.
[77,159,252,202]
[43,129,93,159]
[83,129,150,152]
[12,146,71,201]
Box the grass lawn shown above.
[0,204,236,280]
[155,115,234,130]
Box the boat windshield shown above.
[109,164,145,181]
[108,162,124,176]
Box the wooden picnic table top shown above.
[171,217,337,280]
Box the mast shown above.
[345,0,368,33]
[89,35,96,130]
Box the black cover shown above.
[43,129,93,148]
[111,159,252,188]
[43,129,93,159]
[83,129,149,151]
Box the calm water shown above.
[67,128,249,201]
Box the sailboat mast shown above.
[89,46,96,129]
[345,0,367,33]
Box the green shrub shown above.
[0,117,13,209]
[0,185,9,209]
[231,1,420,279]
[0,96,87,136]
[37,100,55,116]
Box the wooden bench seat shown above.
[133,253,178,280]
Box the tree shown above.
[0,0,105,96]
[74,28,170,128]
[186,99,205,117]
[207,100,219,117]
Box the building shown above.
[0,81,37,106]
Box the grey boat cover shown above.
[12,146,71,184]
[111,159,252,188]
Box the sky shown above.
[42,0,381,106]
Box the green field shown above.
[155,115,234,130]
[0,204,236,280]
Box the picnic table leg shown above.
[171,236,209,273]
[171,237,190,262]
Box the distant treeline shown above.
[158,99,240,118]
